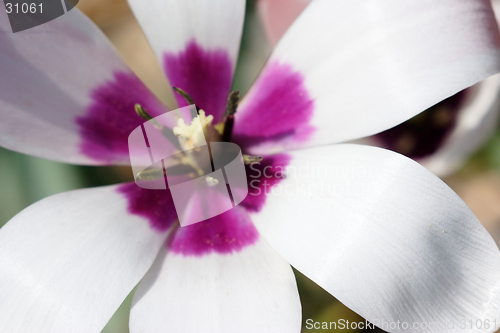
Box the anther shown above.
[222,90,240,142]
[137,163,201,181]
[225,90,240,117]
[243,155,263,165]
[135,103,153,120]
[135,104,163,129]
[172,87,198,114]
[137,167,164,181]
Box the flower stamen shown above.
[222,90,240,142]
[173,110,214,152]
[243,155,263,165]
[135,104,163,129]
[172,87,197,114]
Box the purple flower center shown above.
[76,71,168,165]
[77,41,314,256]
[164,39,233,124]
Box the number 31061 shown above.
[5,3,43,14]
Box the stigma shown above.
[173,110,214,151]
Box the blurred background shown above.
[2,0,500,332]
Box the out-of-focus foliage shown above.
[468,131,500,172]
[0,148,83,228]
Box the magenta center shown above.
[76,41,314,257]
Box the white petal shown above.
[238,0,500,154]
[0,185,168,333]
[128,0,245,59]
[130,238,301,333]
[0,8,161,165]
[251,144,500,333]
[127,0,245,113]
[420,74,500,176]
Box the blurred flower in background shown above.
[2,0,500,333]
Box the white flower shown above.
[1,1,500,333]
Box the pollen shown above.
[205,176,219,187]
[173,110,214,151]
